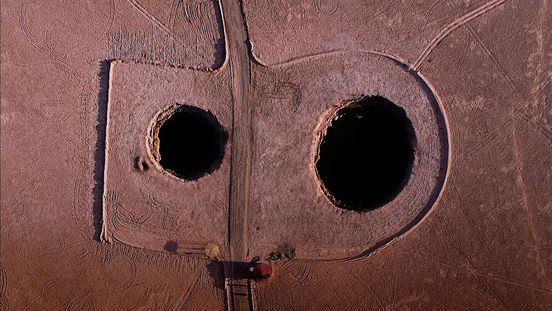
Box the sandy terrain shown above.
[1,0,551,310]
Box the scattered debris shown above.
[268,243,296,261]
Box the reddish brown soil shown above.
[1,0,551,310]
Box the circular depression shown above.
[148,104,228,180]
[315,95,417,211]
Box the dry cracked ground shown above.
[1,0,552,310]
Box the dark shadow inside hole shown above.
[316,96,416,211]
[156,105,227,180]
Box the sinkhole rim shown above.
[148,104,228,181]
[314,95,417,212]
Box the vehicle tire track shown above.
[413,0,507,70]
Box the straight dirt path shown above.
[219,0,254,310]
[221,0,251,265]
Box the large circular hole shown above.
[315,96,416,211]
[151,105,227,180]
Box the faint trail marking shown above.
[174,274,201,309]
[511,111,549,281]
[532,0,548,106]
[525,0,552,143]
[0,263,7,311]
[126,0,176,38]
[464,4,551,142]
[19,1,82,79]
[413,0,507,70]
[466,25,521,99]
[371,0,399,19]
[412,249,552,295]
[437,215,511,310]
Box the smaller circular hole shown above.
[315,96,416,211]
[150,105,227,180]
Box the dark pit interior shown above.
[155,105,227,180]
[316,96,416,211]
